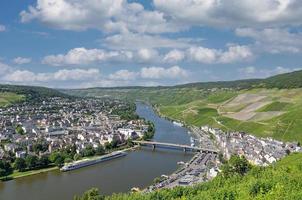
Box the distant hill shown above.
[64,70,302,95]
[262,70,302,89]
[0,84,68,102]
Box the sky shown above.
[0,0,302,88]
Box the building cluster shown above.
[202,126,302,166]
[147,126,220,191]
[0,97,148,160]
[149,152,217,191]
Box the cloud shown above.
[101,32,195,50]
[108,66,189,81]
[154,0,302,28]
[136,48,159,62]
[13,57,32,64]
[108,69,138,81]
[238,66,300,78]
[0,25,6,32]
[3,68,100,83]
[20,0,181,33]
[187,45,253,64]
[236,28,302,54]
[163,49,185,63]
[42,47,133,66]
[140,66,188,79]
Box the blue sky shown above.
[0,0,302,88]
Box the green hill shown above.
[0,84,69,102]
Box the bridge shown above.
[132,140,218,153]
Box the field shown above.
[0,92,25,107]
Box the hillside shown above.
[0,92,25,107]
[0,84,69,103]
[76,153,302,200]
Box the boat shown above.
[60,151,127,172]
[173,121,183,127]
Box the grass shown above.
[0,92,25,107]
[257,101,291,112]
[1,166,58,181]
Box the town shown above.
[0,97,151,177]
[147,124,302,191]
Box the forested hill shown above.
[263,70,302,89]
[0,84,68,101]
[64,70,302,97]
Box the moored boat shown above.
[61,151,127,172]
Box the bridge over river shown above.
[133,140,218,154]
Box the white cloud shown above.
[239,66,300,78]
[0,25,6,32]
[42,47,133,66]
[187,46,218,64]
[187,45,253,64]
[136,48,159,62]
[3,68,100,83]
[154,0,302,28]
[108,70,138,81]
[140,66,188,79]
[101,32,195,50]
[219,45,253,63]
[20,0,181,33]
[236,28,302,54]
[0,62,11,75]
[164,49,185,63]
[13,57,32,65]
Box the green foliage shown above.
[221,155,252,178]
[13,158,27,172]
[25,155,39,169]
[15,125,25,135]
[0,160,13,177]
[74,188,104,200]
[82,145,96,157]
[142,121,155,140]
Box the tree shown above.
[82,145,96,157]
[95,145,105,156]
[0,160,13,178]
[74,153,82,161]
[13,158,27,172]
[15,125,25,135]
[54,155,65,167]
[25,155,38,169]
[221,155,252,178]
[74,188,103,200]
[39,155,50,168]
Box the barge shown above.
[61,151,127,172]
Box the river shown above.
[0,103,194,200]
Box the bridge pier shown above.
[152,144,156,150]
[183,147,187,152]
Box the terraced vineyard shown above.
[157,88,302,143]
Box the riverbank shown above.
[1,166,58,181]
[1,145,140,182]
